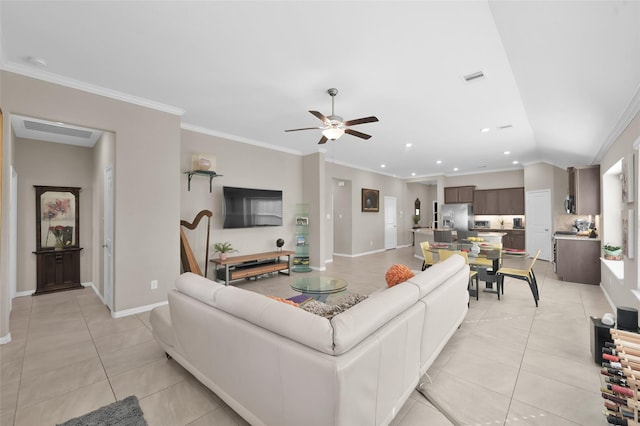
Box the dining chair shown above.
[419,241,437,271]
[438,249,479,300]
[434,230,453,243]
[496,249,541,307]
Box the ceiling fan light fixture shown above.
[322,128,345,140]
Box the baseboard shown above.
[112,301,168,318]
[15,290,34,297]
[0,332,12,345]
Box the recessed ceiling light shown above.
[381,164,386,168]
[504,151,510,155]
[411,172,416,176]
[405,143,412,148]
[436,160,442,164]
[453,167,459,171]
[512,160,519,164]
[27,56,47,67]
[480,128,490,133]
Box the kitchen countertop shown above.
[554,234,601,241]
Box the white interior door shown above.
[9,167,17,306]
[384,196,397,249]
[525,189,552,261]
[104,166,114,310]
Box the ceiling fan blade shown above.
[317,135,328,144]
[309,110,328,123]
[345,128,372,140]
[343,116,379,126]
[284,126,321,132]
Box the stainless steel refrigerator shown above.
[440,204,473,231]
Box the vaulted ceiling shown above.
[2,1,639,179]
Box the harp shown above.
[179,210,212,277]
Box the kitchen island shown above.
[554,234,601,285]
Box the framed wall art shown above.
[362,188,380,212]
[35,186,80,250]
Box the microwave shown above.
[474,220,490,228]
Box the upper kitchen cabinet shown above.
[497,188,525,215]
[473,187,524,215]
[568,165,600,215]
[444,186,475,204]
[473,189,499,214]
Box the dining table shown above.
[428,241,503,292]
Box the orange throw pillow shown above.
[385,264,415,287]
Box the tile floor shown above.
[1,246,611,425]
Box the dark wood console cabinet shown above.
[33,248,83,295]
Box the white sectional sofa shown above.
[150,255,469,426]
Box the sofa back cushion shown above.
[214,286,335,354]
[175,272,225,307]
[407,255,465,298]
[331,282,420,355]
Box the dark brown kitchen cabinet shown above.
[501,230,525,250]
[445,186,475,204]
[497,188,525,215]
[33,248,83,295]
[568,165,600,215]
[473,190,499,215]
[555,238,600,285]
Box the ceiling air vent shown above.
[462,71,485,83]
[498,124,513,130]
[24,120,93,139]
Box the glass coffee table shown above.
[291,276,348,295]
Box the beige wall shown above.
[1,71,181,321]
[328,163,409,255]
[444,169,524,189]
[600,109,640,311]
[14,138,94,291]
[179,128,303,275]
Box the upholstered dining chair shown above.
[419,241,437,271]
[496,249,541,307]
[438,249,479,300]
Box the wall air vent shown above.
[498,124,513,130]
[24,120,93,139]
[462,71,485,83]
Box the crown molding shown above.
[595,82,640,162]
[180,122,303,156]
[2,62,185,116]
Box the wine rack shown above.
[601,328,640,425]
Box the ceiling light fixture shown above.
[480,128,490,133]
[381,164,386,168]
[321,128,345,140]
[436,160,442,164]
[504,151,510,155]
[512,160,519,164]
[453,167,459,171]
[411,172,416,176]
[405,143,412,148]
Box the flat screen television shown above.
[222,186,283,229]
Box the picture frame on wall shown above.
[34,186,80,251]
[362,188,380,212]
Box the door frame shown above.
[104,166,114,310]
[384,196,397,250]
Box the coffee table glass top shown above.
[291,276,348,294]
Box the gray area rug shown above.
[57,395,147,426]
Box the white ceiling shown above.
[2,1,639,180]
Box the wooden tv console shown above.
[210,250,295,286]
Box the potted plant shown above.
[603,244,622,260]
[412,215,421,228]
[213,242,237,260]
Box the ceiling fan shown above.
[285,88,379,144]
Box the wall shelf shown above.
[185,170,222,192]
